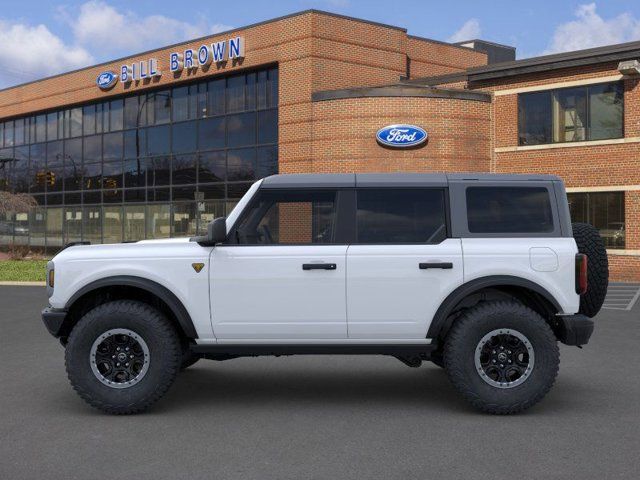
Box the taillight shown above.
[575,254,588,295]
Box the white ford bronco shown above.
[42,173,608,414]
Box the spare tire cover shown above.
[572,222,609,318]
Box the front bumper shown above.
[42,307,68,338]
[556,314,594,346]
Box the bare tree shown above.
[0,191,37,216]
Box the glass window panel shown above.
[124,158,147,188]
[268,68,278,108]
[553,87,587,142]
[95,103,104,134]
[103,206,123,243]
[198,117,225,150]
[227,148,256,181]
[466,187,554,234]
[83,135,102,163]
[47,193,63,206]
[64,207,83,244]
[227,112,255,147]
[198,150,225,183]
[124,189,146,203]
[64,138,82,192]
[246,72,256,110]
[29,144,46,193]
[188,84,198,120]
[13,146,29,194]
[199,183,225,199]
[172,153,197,185]
[226,75,245,113]
[124,96,139,129]
[36,115,47,143]
[102,160,123,190]
[208,79,225,116]
[110,99,123,131]
[147,156,171,186]
[146,204,171,238]
[124,128,145,158]
[173,186,196,201]
[124,205,145,241]
[148,188,170,202]
[83,105,96,136]
[70,108,82,137]
[235,190,336,245]
[518,91,551,145]
[47,165,64,193]
[173,203,196,237]
[196,83,207,118]
[47,112,62,141]
[47,141,64,166]
[82,206,102,243]
[14,118,25,146]
[0,122,4,148]
[4,121,14,147]
[29,207,47,247]
[0,148,11,191]
[172,86,189,122]
[103,132,123,160]
[589,83,623,141]
[83,162,101,190]
[64,191,81,205]
[172,121,197,153]
[147,125,170,155]
[46,207,64,247]
[12,212,29,246]
[357,189,447,243]
[257,70,268,110]
[568,192,625,249]
[83,191,101,204]
[257,109,277,145]
[154,91,171,124]
[256,145,278,178]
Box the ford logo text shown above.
[376,124,427,148]
[96,71,118,90]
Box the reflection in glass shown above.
[198,151,225,183]
[124,205,145,241]
[173,203,196,237]
[146,204,170,238]
[103,206,123,243]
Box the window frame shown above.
[353,187,451,245]
[518,81,624,146]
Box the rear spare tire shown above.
[572,222,608,318]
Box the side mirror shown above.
[208,217,227,244]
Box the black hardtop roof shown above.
[261,173,562,188]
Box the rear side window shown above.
[356,189,447,243]
[466,186,554,233]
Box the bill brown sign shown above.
[98,37,245,89]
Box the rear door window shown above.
[466,186,554,233]
[356,189,447,243]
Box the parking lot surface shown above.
[1,286,639,480]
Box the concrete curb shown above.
[0,281,46,286]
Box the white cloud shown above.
[0,20,93,87]
[448,19,481,43]
[544,3,640,54]
[63,1,233,58]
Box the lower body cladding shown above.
[41,302,594,416]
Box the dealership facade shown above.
[0,10,638,280]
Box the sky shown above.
[0,0,639,88]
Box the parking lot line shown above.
[602,283,640,311]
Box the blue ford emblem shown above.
[96,71,118,90]
[376,124,427,148]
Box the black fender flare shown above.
[65,275,198,338]
[426,275,563,340]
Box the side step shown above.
[191,343,437,357]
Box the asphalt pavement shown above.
[1,286,639,480]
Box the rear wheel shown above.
[443,300,559,414]
[65,300,181,414]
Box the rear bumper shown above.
[42,307,68,338]
[556,314,594,346]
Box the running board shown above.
[190,343,437,357]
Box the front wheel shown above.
[65,300,181,414]
[443,300,559,414]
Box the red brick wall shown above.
[406,37,487,78]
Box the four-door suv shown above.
[41,173,608,414]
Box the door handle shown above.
[419,262,453,270]
[302,263,337,271]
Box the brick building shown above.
[0,10,638,280]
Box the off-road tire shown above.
[443,300,560,414]
[180,348,201,370]
[430,350,444,368]
[65,300,181,414]
[572,222,609,318]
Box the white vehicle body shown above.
[47,174,580,345]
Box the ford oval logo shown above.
[376,124,427,148]
[96,71,118,90]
